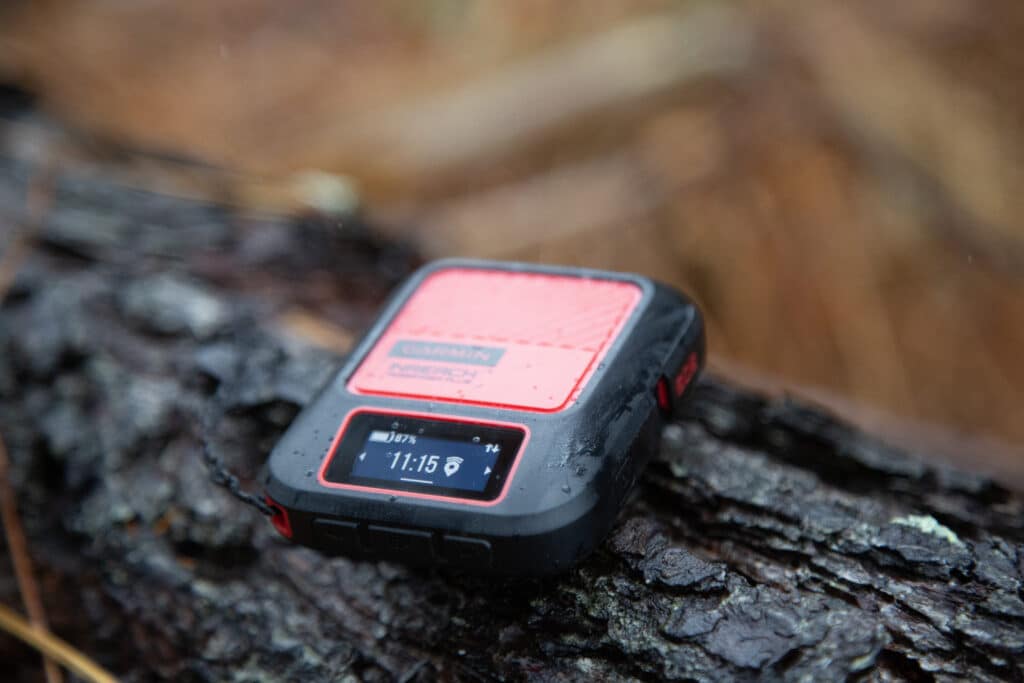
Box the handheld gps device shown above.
[265,259,704,574]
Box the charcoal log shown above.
[0,159,1021,682]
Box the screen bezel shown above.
[319,409,528,504]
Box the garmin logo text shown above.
[389,340,505,367]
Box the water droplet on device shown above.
[561,484,571,493]
[305,469,313,477]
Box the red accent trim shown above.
[265,495,293,538]
[316,408,531,508]
[656,377,671,413]
[673,352,699,398]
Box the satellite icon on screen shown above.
[444,457,463,477]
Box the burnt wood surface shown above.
[0,157,1023,682]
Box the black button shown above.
[313,519,361,552]
[367,525,435,560]
[439,535,492,569]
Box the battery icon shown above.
[368,430,394,443]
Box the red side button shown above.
[673,352,699,398]
[265,496,293,539]
[656,377,672,415]
[657,352,698,416]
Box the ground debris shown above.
[118,274,232,340]
[0,159,1022,681]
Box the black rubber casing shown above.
[264,259,704,575]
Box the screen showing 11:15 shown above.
[323,413,526,501]
[352,430,501,492]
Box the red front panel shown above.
[348,268,642,412]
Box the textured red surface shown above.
[349,268,642,411]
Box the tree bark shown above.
[0,157,1022,682]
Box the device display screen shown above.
[322,412,525,501]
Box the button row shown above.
[312,519,491,568]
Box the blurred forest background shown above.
[0,0,1022,484]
